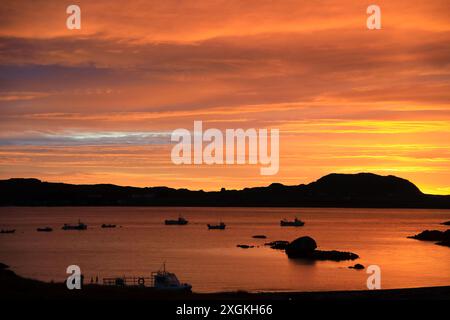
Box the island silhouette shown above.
[1,173,449,208]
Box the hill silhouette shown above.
[1,173,449,208]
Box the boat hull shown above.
[101,224,116,228]
[0,229,15,234]
[207,224,226,230]
[280,221,305,227]
[165,220,188,225]
[62,225,87,230]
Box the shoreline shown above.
[1,265,449,300]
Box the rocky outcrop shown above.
[437,240,450,247]
[305,250,359,261]
[408,229,450,241]
[285,236,317,256]
[408,229,450,248]
[285,236,359,261]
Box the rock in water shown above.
[311,250,359,261]
[408,229,450,241]
[408,229,450,248]
[349,263,365,269]
[285,236,359,261]
[285,236,317,258]
[237,244,254,249]
[437,240,450,247]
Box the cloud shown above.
[2,0,450,41]
[0,131,171,146]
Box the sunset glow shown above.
[1,0,450,193]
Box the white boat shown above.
[102,263,192,292]
[151,264,192,292]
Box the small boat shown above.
[0,229,15,234]
[152,264,192,292]
[62,220,87,230]
[37,227,53,232]
[164,216,188,225]
[264,240,290,250]
[207,222,226,230]
[280,217,305,227]
[101,224,117,228]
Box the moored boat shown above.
[280,217,305,227]
[101,224,116,228]
[207,222,226,230]
[152,264,192,292]
[62,220,87,230]
[0,229,15,234]
[164,216,188,225]
[37,227,53,232]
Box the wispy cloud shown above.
[0,131,171,146]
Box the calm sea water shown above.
[0,207,449,292]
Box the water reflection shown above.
[0,207,449,292]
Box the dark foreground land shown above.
[1,264,449,301]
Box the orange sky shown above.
[1,0,450,194]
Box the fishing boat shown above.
[0,229,15,234]
[280,217,305,227]
[164,216,188,225]
[62,220,87,230]
[101,224,116,228]
[207,222,226,230]
[102,264,192,292]
[37,227,53,232]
